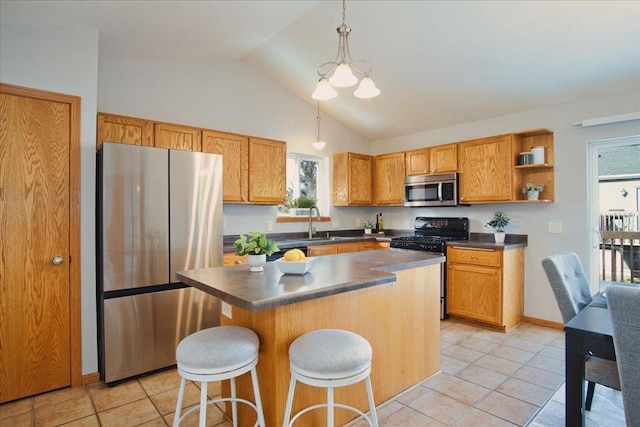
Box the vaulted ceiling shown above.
[2,0,639,140]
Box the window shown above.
[278,153,329,218]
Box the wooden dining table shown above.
[564,280,640,425]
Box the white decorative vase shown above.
[248,254,266,272]
[364,228,372,234]
[527,191,540,200]
[494,232,506,243]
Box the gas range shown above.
[390,217,469,253]
[391,217,469,320]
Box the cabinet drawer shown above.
[447,246,502,267]
[223,253,247,266]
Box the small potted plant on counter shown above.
[486,210,510,243]
[362,220,374,234]
[234,231,279,272]
[522,183,544,200]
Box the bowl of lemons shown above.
[275,249,315,275]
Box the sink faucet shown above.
[308,205,321,238]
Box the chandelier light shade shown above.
[312,100,327,150]
[311,0,380,100]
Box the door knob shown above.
[51,255,64,266]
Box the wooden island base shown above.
[221,264,441,426]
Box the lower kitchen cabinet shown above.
[223,253,248,266]
[446,245,524,331]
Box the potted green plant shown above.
[287,196,318,216]
[486,210,510,243]
[234,231,279,272]
[522,183,544,200]
[362,220,374,234]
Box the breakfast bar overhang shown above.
[177,250,444,426]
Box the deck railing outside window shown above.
[599,211,640,283]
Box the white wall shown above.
[0,23,99,374]
[370,89,640,322]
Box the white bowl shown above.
[275,257,316,275]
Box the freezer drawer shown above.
[102,287,219,384]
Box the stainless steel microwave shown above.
[404,173,459,207]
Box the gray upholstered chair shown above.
[541,252,620,410]
[607,285,640,427]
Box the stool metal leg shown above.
[327,386,334,427]
[283,376,297,427]
[173,377,187,427]
[251,366,266,427]
[365,376,378,427]
[230,377,238,427]
[199,381,208,427]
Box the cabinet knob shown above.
[51,255,64,265]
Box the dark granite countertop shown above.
[223,230,409,253]
[446,232,528,250]
[177,250,444,312]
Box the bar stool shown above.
[173,326,265,427]
[282,329,378,427]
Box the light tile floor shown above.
[0,319,622,426]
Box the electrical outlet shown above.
[405,220,411,229]
[548,221,563,233]
[221,302,232,319]
[333,219,340,229]
[266,220,273,231]
[355,218,361,227]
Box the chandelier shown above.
[311,0,380,100]
[312,100,327,150]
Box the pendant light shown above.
[311,0,380,100]
[312,100,327,150]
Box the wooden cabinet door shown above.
[333,153,373,206]
[223,253,248,266]
[447,263,502,325]
[374,152,406,205]
[362,241,390,251]
[308,245,338,256]
[154,122,202,151]
[430,143,457,173]
[202,130,249,203]
[337,242,364,253]
[97,112,153,149]
[248,138,286,204]
[458,135,512,203]
[1,85,81,402]
[405,148,429,176]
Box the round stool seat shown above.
[173,326,265,427]
[289,329,372,377]
[176,325,259,373]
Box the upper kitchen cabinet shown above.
[512,129,554,202]
[374,151,406,205]
[154,122,202,151]
[202,130,249,203]
[96,113,153,149]
[405,148,430,176]
[247,137,286,204]
[333,152,373,206]
[458,135,512,203]
[429,143,458,174]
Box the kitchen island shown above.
[177,250,444,426]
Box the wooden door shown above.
[248,137,286,204]
[405,148,429,176]
[430,143,458,173]
[458,135,512,203]
[202,130,249,202]
[446,263,502,325]
[0,83,81,403]
[374,151,405,205]
[96,112,153,149]
[154,122,202,151]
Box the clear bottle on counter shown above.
[378,213,384,232]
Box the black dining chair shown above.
[606,285,640,427]
[541,252,620,410]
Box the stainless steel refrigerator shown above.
[97,142,222,384]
